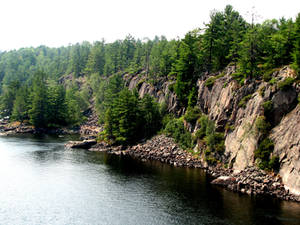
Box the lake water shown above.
[0,135,299,225]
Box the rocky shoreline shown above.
[84,134,300,202]
[2,119,299,202]
[0,121,79,136]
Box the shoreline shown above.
[0,121,79,136]
[2,121,299,203]
[87,135,300,202]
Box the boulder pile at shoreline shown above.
[0,122,79,136]
[212,167,300,201]
[88,134,300,202]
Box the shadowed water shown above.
[0,135,299,225]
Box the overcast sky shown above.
[0,0,299,51]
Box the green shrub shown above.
[161,114,174,129]
[206,156,217,165]
[204,73,225,88]
[168,83,175,92]
[269,156,280,171]
[255,116,270,134]
[238,94,252,108]
[195,115,225,154]
[195,115,209,139]
[195,129,205,140]
[184,107,201,124]
[254,138,275,170]
[277,77,295,91]
[225,123,235,132]
[205,77,216,88]
[231,72,245,85]
[262,100,273,117]
[187,88,197,108]
[254,138,274,159]
[269,78,277,85]
[164,118,193,149]
[262,73,272,82]
[262,69,276,82]
[214,133,225,153]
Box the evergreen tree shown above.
[140,94,161,137]
[293,13,300,77]
[238,23,261,79]
[174,31,200,107]
[0,80,20,118]
[65,88,83,126]
[47,82,68,126]
[85,40,105,75]
[113,88,140,144]
[11,86,29,122]
[28,71,49,128]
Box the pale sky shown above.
[0,0,299,51]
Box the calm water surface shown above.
[0,135,299,225]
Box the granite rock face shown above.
[270,105,300,196]
[224,92,263,171]
[124,72,180,114]
[121,66,300,197]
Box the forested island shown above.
[1,5,300,201]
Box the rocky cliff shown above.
[122,66,300,197]
[271,105,300,196]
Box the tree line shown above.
[0,5,299,138]
[0,71,84,128]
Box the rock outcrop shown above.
[224,92,263,171]
[119,65,300,198]
[270,105,300,196]
[195,66,298,172]
[123,72,179,114]
[65,139,97,149]
[57,65,298,201]
[211,167,300,201]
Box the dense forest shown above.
[0,5,299,146]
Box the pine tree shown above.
[113,88,140,144]
[28,71,49,128]
[65,88,83,126]
[47,82,68,126]
[11,86,29,122]
[140,94,161,137]
[293,13,300,77]
[0,80,20,118]
[174,31,199,107]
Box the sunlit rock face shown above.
[271,105,300,196]
[123,66,300,196]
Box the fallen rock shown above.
[65,139,97,149]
